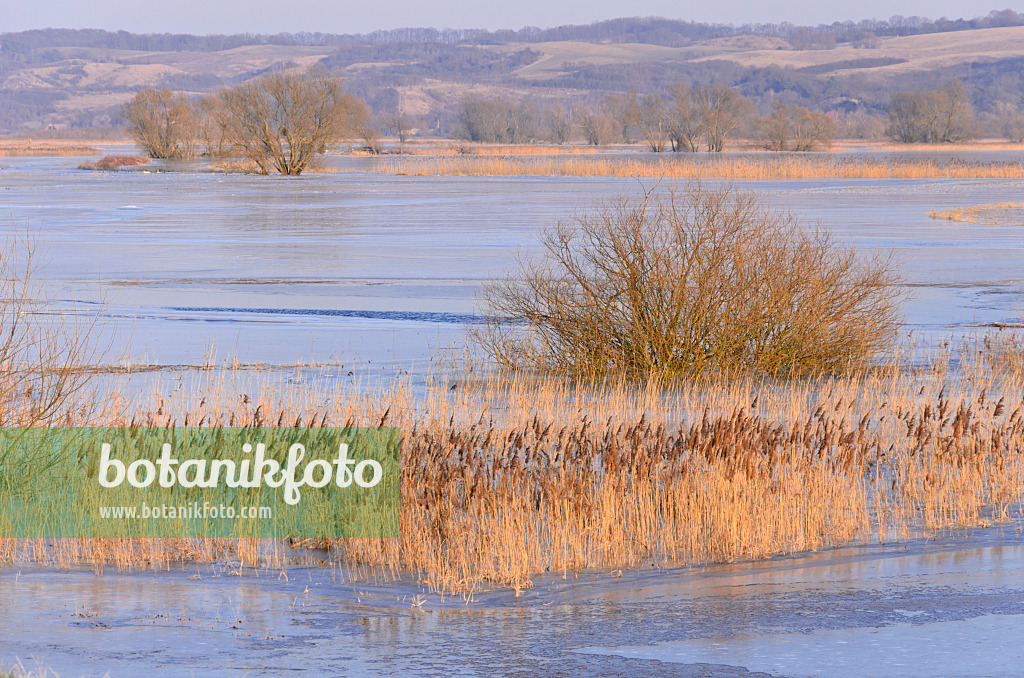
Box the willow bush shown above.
[474,184,904,379]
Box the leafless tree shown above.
[577,106,616,145]
[754,103,836,151]
[385,110,413,144]
[121,89,201,159]
[928,79,976,143]
[602,95,636,144]
[219,67,365,175]
[695,84,753,152]
[0,230,113,429]
[624,91,670,152]
[458,95,538,144]
[194,94,229,157]
[666,83,702,152]
[886,80,977,143]
[544,103,573,145]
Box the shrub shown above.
[473,184,904,379]
[0,230,109,427]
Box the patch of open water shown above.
[2,527,1023,676]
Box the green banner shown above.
[0,427,400,538]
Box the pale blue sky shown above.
[2,0,1018,35]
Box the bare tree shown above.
[695,84,753,152]
[602,95,635,144]
[349,98,382,154]
[886,91,927,143]
[886,80,977,144]
[0,230,112,428]
[121,89,201,159]
[385,110,413,144]
[543,103,573,145]
[458,95,538,144]
[1007,109,1024,143]
[219,68,364,175]
[754,103,836,151]
[928,79,976,143]
[666,83,702,152]
[789,106,836,151]
[624,91,670,152]
[577,106,616,146]
[194,94,229,157]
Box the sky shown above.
[2,0,1017,35]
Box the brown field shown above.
[2,332,1024,595]
[374,154,1024,180]
[685,25,1024,78]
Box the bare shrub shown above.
[474,184,904,379]
[0,230,111,428]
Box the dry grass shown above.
[976,331,1024,377]
[395,143,616,156]
[2,339,1024,594]
[0,141,98,157]
[927,202,1024,225]
[376,154,1024,180]
[856,140,1024,152]
[208,159,264,173]
[0,662,63,678]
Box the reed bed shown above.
[3,335,1024,594]
[0,142,98,157]
[928,202,1024,225]
[396,143,618,156]
[377,154,1024,180]
[77,155,151,171]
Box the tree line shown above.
[121,69,1009,175]
[455,77,1002,148]
[456,84,838,152]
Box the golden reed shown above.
[2,335,1024,595]
[375,154,1024,180]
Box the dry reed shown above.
[77,155,151,171]
[927,202,1024,225]
[0,142,98,157]
[2,338,1024,595]
[376,155,1024,180]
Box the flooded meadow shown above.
[2,147,1024,677]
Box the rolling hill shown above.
[3,13,1024,135]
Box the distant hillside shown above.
[2,10,1024,135]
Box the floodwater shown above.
[2,148,1024,379]
[3,148,1024,676]
[2,527,1023,677]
